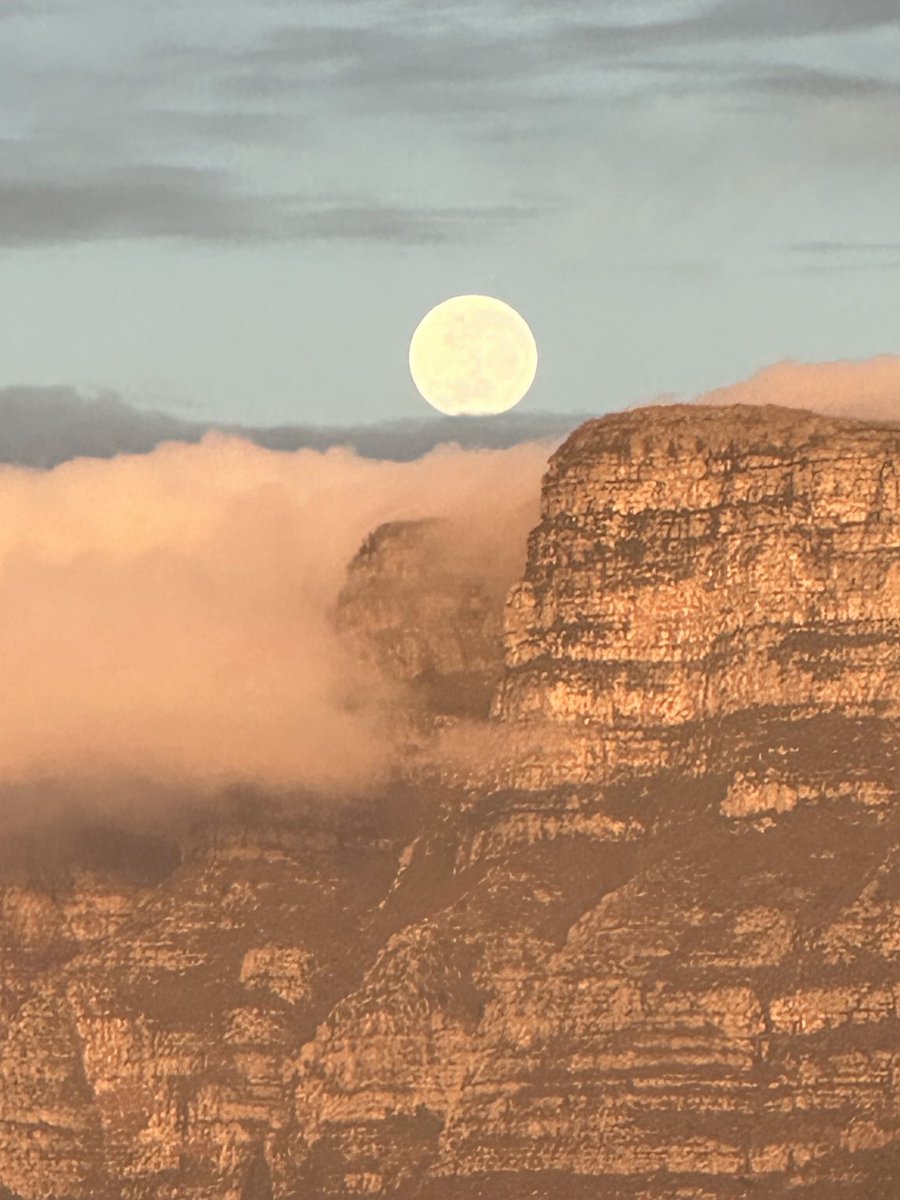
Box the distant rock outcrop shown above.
[0,403,898,1199]
[337,518,505,720]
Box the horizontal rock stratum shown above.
[0,403,898,1199]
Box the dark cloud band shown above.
[0,386,583,468]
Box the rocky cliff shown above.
[336,518,505,721]
[0,403,898,1199]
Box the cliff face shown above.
[498,403,899,788]
[0,403,898,1200]
[337,518,505,720]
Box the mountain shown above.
[0,402,898,1199]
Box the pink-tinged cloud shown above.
[694,354,900,422]
[0,436,548,792]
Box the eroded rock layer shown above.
[0,403,898,1199]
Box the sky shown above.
[3,0,900,427]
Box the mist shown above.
[695,354,900,422]
[0,435,549,795]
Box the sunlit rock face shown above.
[279,405,900,1200]
[497,403,900,787]
[1,403,899,1200]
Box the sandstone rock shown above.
[337,518,506,720]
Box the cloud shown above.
[0,435,549,793]
[252,410,581,457]
[0,388,202,465]
[139,107,292,147]
[0,167,265,247]
[2,0,895,256]
[0,166,542,247]
[0,6,552,248]
[0,386,581,467]
[226,15,553,105]
[704,0,900,39]
[785,242,900,273]
[549,0,900,55]
[738,65,900,100]
[240,0,900,94]
[791,241,900,254]
[694,354,900,423]
[271,200,548,245]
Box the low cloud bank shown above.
[0,436,549,793]
[695,354,900,422]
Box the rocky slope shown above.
[0,403,898,1199]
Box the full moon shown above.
[408,294,538,416]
